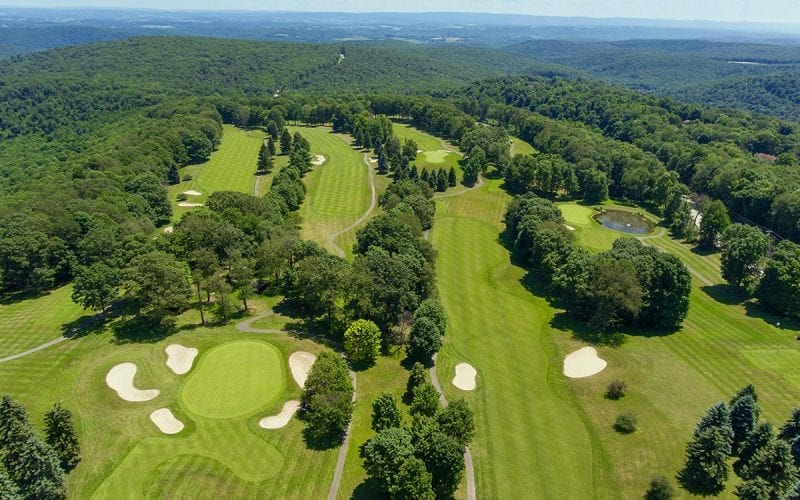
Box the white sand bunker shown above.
[289,351,316,388]
[368,157,377,164]
[259,400,300,429]
[564,347,607,378]
[163,226,174,234]
[565,224,576,231]
[182,190,202,196]
[452,363,477,391]
[106,363,160,402]
[311,155,326,166]
[178,202,203,207]
[150,408,184,434]
[165,344,198,375]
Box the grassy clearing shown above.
[554,201,800,496]
[168,125,266,221]
[431,180,615,499]
[0,296,337,498]
[0,285,91,358]
[509,136,536,156]
[292,126,372,256]
[392,122,463,176]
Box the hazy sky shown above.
[4,0,800,24]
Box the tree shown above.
[436,399,474,447]
[391,456,435,500]
[406,362,426,400]
[737,422,773,473]
[463,146,485,186]
[734,477,773,500]
[730,395,759,455]
[410,383,440,417]
[614,413,637,434]
[419,431,464,498]
[678,427,731,495]
[645,475,676,500]
[43,403,80,471]
[123,251,193,321]
[2,434,66,500]
[300,352,354,447]
[436,170,448,192]
[71,263,120,311]
[377,147,389,175]
[279,128,292,154]
[226,254,255,311]
[0,466,21,500]
[359,427,415,494]
[0,396,29,450]
[257,142,274,173]
[407,317,442,363]
[343,319,382,366]
[371,393,401,432]
[414,299,447,336]
[266,121,279,140]
[581,168,608,203]
[698,200,730,249]
[779,408,800,442]
[757,240,800,316]
[738,439,798,498]
[583,256,643,330]
[448,167,457,187]
[605,380,627,400]
[267,136,276,156]
[695,402,734,449]
[720,224,769,293]
[167,164,180,184]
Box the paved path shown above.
[637,227,715,286]
[327,153,377,258]
[429,354,477,500]
[236,312,356,500]
[0,336,66,364]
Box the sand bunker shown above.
[178,202,203,207]
[368,157,377,164]
[165,344,198,375]
[452,363,477,391]
[105,363,160,402]
[259,400,300,429]
[289,351,316,388]
[150,408,184,434]
[563,347,607,378]
[163,226,174,234]
[565,224,576,231]
[181,190,202,196]
[311,155,326,166]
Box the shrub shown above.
[605,380,628,400]
[343,319,382,366]
[645,475,676,500]
[614,412,637,434]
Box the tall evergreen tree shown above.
[2,434,66,500]
[448,167,457,187]
[257,142,274,173]
[678,427,731,495]
[267,136,276,156]
[436,170,448,192]
[738,439,798,498]
[0,466,21,500]
[730,395,759,455]
[0,396,29,450]
[279,128,292,154]
[779,408,800,442]
[43,403,80,472]
[167,164,180,185]
[695,402,734,450]
[377,147,389,175]
[737,421,774,473]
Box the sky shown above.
[3,0,800,25]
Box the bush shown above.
[614,412,637,434]
[645,475,676,500]
[605,380,627,400]
[176,193,187,202]
[343,319,382,366]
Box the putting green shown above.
[181,341,283,418]
[421,150,452,163]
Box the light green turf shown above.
[292,126,372,256]
[0,295,337,499]
[392,122,444,151]
[420,150,452,164]
[181,341,283,418]
[559,201,658,253]
[510,136,536,156]
[0,285,92,358]
[432,181,615,499]
[168,125,266,221]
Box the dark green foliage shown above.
[613,413,637,434]
[377,147,389,175]
[580,169,609,203]
[267,136,276,156]
[43,404,80,472]
[2,434,66,500]
[359,427,415,494]
[0,396,29,451]
[757,241,800,317]
[645,475,676,500]
[448,167,457,187]
[257,142,274,173]
[406,362,427,400]
[694,402,734,448]
[418,431,464,498]
[371,393,402,433]
[720,224,769,293]
[167,164,180,184]
[391,457,435,500]
[436,170,448,192]
[698,200,731,249]
[737,439,798,498]
[123,251,193,321]
[407,317,443,363]
[605,380,627,400]
[300,351,354,447]
[0,466,21,500]
[779,408,800,442]
[410,383,440,418]
[678,427,731,495]
[734,477,772,500]
[792,437,800,467]
[737,422,773,473]
[730,395,759,455]
[279,128,292,154]
[584,256,643,330]
[414,298,448,335]
[463,146,485,186]
[436,400,475,448]
[71,263,121,311]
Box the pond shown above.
[594,209,653,234]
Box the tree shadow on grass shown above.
[301,423,347,451]
[351,477,386,500]
[550,312,627,347]
[701,284,747,306]
[112,316,176,344]
[0,289,49,306]
[744,302,800,333]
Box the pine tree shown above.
[0,466,21,500]
[448,167,457,187]
[738,439,798,498]
[678,427,731,495]
[2,434,66,500]
[0,396,30,450]
[409,165,419,180]
[737,421,773,473]
[779,408,800,442]
[267,136,276,156]
[436,170,448,192]
[420,169,429,182]
[730,395,759,455]
[406,362,427,402]
[257,142,273,173]
[695,402,734,450]
[167,164,180,185]
[44,403,81,471]
[279,128,292,154]
[266,121,279,140]
[377,148,389,175]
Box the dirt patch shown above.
[259,400,300,429]
[105,363,160,402]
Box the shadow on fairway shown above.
[351,477,384,500]
[701,284,747,306]
[112,316,176,344]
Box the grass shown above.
[509,135,536,156]
[0,284,92,358]
[0,296,338,498]
[431,180,615,499]
[392,122,462,175]
[180,340,284,418]
[292,126,372,256]
[168,125,267,221]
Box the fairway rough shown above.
[106,363,160,402]
[452,363,477,391]
[289,351,316,388]
[311,155,326,166]
[165,344,198,375]
[563,347,607,378]
[259,400,300,429]
[150,408,184,434]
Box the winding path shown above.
[326,153,377,258]
[0,336,66,364]
[235,312,356,500]
[430,354,477,500]
[637,227,715,286]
